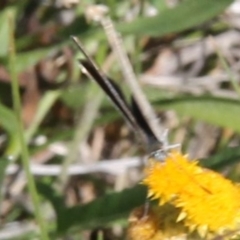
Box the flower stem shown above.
[8,13,49,240]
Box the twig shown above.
[0,222,38,239]
[6,157,143,176]
[140,74,240,99]
[100,16,165,144]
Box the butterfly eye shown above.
[150,142,181,161]
[150,149,167,162]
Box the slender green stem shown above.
[57,83,104,191]
[97,230,104,240]
[8,14,49,240]
[25,90,61,143]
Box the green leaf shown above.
[0,157,8,205]
[118,0,233,36]
[0,7,16,57]
[57,185,146,233]
[200,147,240,170]
[0,102,20,156]
[60,85,87,110]
[15,47,56,73]
[2,43,65,74]
[25,90,61,143]
[36,181,66,220]
[154,96,240,132]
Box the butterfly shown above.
[71,36,179,160]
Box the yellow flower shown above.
[127,205,192,240]
[127,206,159,240]
[142,151,240,236]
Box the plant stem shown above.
[8,14,49,240]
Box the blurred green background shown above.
[0,0,240,239]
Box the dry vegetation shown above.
[0,0,240,239]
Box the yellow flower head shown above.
[127,205,191,240]
[142,151,240,236]
[127,206,159,240]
